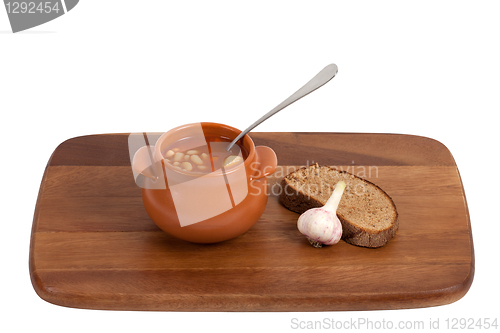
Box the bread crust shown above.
[280,165,398,248]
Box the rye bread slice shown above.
[280,164,398,248]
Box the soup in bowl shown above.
[130,122,277,243]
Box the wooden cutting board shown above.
[29,133,474,311]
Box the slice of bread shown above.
[280,164,398,248]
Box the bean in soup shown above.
[162,137,247,174]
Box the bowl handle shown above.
[250,146,278,180]
[132,145,157,180]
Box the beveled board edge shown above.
[28,276,475,312]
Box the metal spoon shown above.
[226,63,338,151]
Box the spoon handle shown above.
[226,63,338,151]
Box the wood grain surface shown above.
[29,133,474,311]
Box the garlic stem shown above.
[323,181,346,212]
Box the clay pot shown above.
[131,122,277,243]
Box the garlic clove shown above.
[297,181,346,247]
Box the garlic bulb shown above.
[297,181,346,248]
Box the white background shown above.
[1,1,499,332]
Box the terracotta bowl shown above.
[132,122,277,243]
